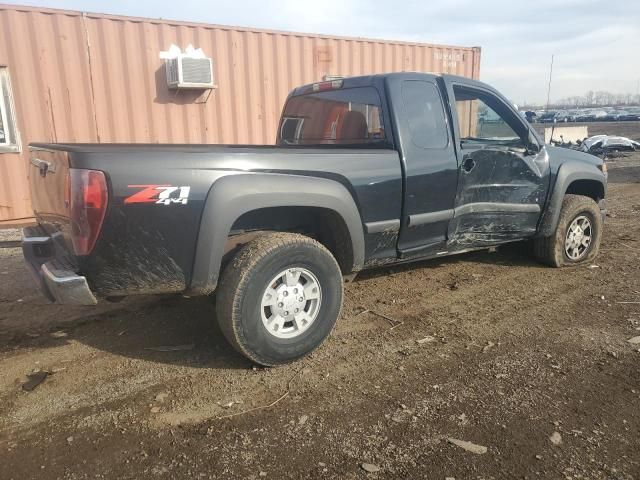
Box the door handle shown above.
[462,157,476,173]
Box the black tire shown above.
[534,194,602,267]
[215,232,343,366]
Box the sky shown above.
[7,0,640,105]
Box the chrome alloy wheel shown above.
[260,267,322,339]
[565,215,593,260]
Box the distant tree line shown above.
[523,91,640,110]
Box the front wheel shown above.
[215,232,343,366]
[534,194,602,267]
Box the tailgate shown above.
[26,146,77,273]
[29,147,71,223]
[27,146,77,259]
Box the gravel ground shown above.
[0,154,638,480]
[0,228,20,245]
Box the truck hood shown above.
[545,145,603,170]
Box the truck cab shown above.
[277,73,556,261]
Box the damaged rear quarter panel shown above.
[81,206,194,296]
[74,152,228,297]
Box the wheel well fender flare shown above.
[538,161,606,237]
[188,173,365,294]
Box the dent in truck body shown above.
[442,75,553,246]
[363,227,400,267]
[363,219,400,266]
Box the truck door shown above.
[387,76,459,256]
[443,80,550,245]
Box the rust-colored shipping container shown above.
[0,4,481,226]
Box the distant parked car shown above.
[555,110,580,122]
[604,110,627,121]
[616,111,640,121]
[576,110,608,122]
[538,111,557,123]
[575,111,593,122]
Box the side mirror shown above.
[527,131,541,153]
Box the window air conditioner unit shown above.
[166,56,214,89]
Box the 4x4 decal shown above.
[124,185,191,205]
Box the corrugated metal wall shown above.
[0,4,481,226]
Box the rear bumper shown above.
[22,226,97,305]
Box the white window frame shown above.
[0,67,21,153]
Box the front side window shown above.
[0,67,20,153]
[453,86,525,146]
[279,86,386,146]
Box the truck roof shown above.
[289,72,490,97]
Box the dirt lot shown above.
[1,152,639,479]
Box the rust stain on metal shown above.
[0,4,481,226]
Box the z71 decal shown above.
[124,185,191,205]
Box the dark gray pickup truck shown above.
[23,73,607,365]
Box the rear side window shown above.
[401,81,448,149]
[279,87,386,146]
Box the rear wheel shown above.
[534,194,602,267]
[216,232,343,366]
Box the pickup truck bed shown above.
[27,143,401,297]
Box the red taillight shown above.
[68,169,108,256]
